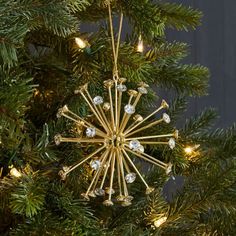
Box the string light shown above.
[10,167,22,178]
[137,35,144,53]
[75,37,87,49]
[154,216,167,228]
[184,144,200,156]
[184,146,194,155]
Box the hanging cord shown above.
[107,2,123,78]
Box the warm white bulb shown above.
[154,216,167,228]
[184,146,194,155]
[10,168,22,178]
[75,37,87,49]
[137,39,144,53]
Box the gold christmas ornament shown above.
[55,79,178,206]
[55,3,178,206]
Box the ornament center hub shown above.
[111,134,124,147]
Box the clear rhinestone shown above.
[125,173,136,183]
[138,145,144,153]
[94,188,105,196]
[163,113,171,124]
[86,127,96,137]
[168,138,175,149]
[129,140,141,151]
[90,160,101,170]
[138,87,148,94]
[93,96,103,105]
[124,104,135,114]
[54,134,62,145]
[117,84,127,92]
[166,163,173,175]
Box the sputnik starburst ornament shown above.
[55,79,178,206]
[55,3,178,206]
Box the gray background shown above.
[167,0,236,127]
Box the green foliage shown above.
[9,173,46,218]
[154,64,209,96]
[182,108,218,137]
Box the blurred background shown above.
[167,0,236,127]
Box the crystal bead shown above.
[93,96,103,105]
[129,140,141,151]
[117,84,127,92]
[86,127,96,137]
[94,188,105,196]
[138,145,144,153]
[90,160,101,170]
[124,104,135,114]
[168,138,175,149]
[163,113,171,124]
[103,199,114,206]
[125,172,136,183]
[54,134,62,145]
[138,87,148,94]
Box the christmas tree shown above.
[1,0,236,235]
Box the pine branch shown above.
[146,41,188,64]
[157,2,202,31]
[181,108,218,138]
[153,64,209,96]
[9,173,46,218]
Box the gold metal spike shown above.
[118,77,127,83]
[104,79,114,88]
[128,89,138,97]
[138,82,149,88]
[103,102,111,111]
[161,99,169,109]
